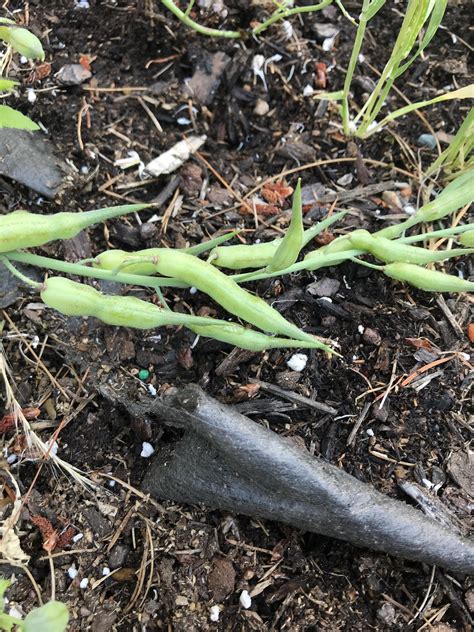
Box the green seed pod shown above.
[384,263,474,293]
[267,179,304,272]
[0,204,149,253]
[95,248,335,352]
[93,248,160,276]
[190,323,333,351]
[459,230,474,247]
[349,229,474,264]
[41,277,237,329]
[211,211,347,271]
[41,277,331,352]
[0,25,44,60]
[303,235,355,268]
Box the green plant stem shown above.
[160,0,331,39]
[4,252,189,289]
[398,223,474,244]
[231,249,364,283]
[0,255,41,287]
[350,257,384,270]
[252,0,332,35]
[160,0,241,37]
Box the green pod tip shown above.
[267,178,304,273]
[384,262,474,293]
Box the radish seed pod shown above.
[348,229,474,264]
[41,277,332,352]
[0,204,150,253]
[94,249,335,353]
[383,263,474,292]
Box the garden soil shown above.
[0,1,472,630]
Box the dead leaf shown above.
[0,407,40,433]
[315,62,327,88]
[31,515,59,552]
[467,323,474,343]
[405,338,436,352]
[261,182,293,205]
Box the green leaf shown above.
[384,84,473,121]
[23,602,69,632]
[0,26,44,60]
[0,79,18,91]
[0,18,15,25]
[313,90,344,101]
[0,579,10,609]
[364,0,386,21]
[0,105,39,130]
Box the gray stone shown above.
[0,129,73,198]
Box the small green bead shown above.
[138,369,150,381]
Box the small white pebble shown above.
[80,165,90,175]
[147,384,157,397]
[366,428,374,437]
[6,454,17,464]
[322,34,337,51]
[209,605,220,622]
[79,578,89,589]
[358,54,365,63]
[189,286,198,295]
[319,296,333,303]
[239,590,252,609]
[19,55,28,65]
[303,84,314,97]
[102,567,111,576]
[287,353,308,372]
[460,352,470,361]
[47,441,59,456]
[357,325,365,334]
[177,117,192,125]
[67,565,78,579]
[72,533,84,543]
[403,204,416,216]
[108,480,116,488]
[27,88,37,103]
[140,442,155,458]
[8,607,23,619]
[282,20,293,40]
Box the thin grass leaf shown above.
[313,90,344,101]
[428,107,474,175]
[364,0,386,21]
[365,85,474,136]
[395,0,447,77]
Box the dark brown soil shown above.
[0,1,473,630]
